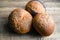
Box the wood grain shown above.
[0,0,60,40]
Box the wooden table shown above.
[0,0,60,40]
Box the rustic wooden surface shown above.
[0,0,60,40]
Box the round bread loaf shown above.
[33,13,55,36]
[25,1,45,17]
[8,8,32,34]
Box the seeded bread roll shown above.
[33,13,55,36]
[8,8,32,34]
[25,1,45,17]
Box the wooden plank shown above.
[45,2,60,7]
[0,1,60,40]
[0,0,60,2]
[0,1,60,7]
[0,1,27,8]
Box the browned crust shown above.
[8,8,32,34]
[25,1,45,17]
[33,13,55,36]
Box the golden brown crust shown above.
[8,8,32,34]
[25,1,45,17]
[33,13,55,36]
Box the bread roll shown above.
[8,8,32,34]
[33,13,55,36]
[25,1,45,17]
